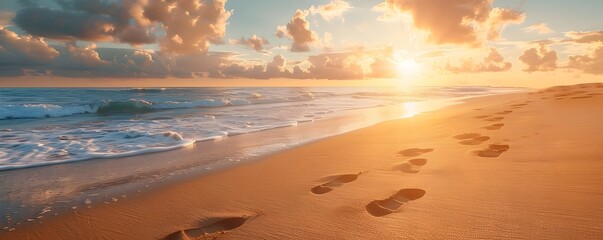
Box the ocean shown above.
[0,87,523,170]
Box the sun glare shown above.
[396,59,422,77]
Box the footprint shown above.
[398,148,434,157]
[482,123,504,130]
[162,215,254,240]
[452,133,490,145]
[475,144,510,158]
[484,116,504,122]
[474,115,491,119]
[570,96,592,99]
[452,133,481,140]
[366,189,426,217]
[393,158,427,174]
[496,110,513,115]
[311,172,364,194]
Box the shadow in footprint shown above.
[162,215,255,240]
[474,115,491,119]
[311,172,365,194]
[484,116,504,122]
[398,148,434,157]
[453,133,490,145]
[393,158,427,174]
[482,123,504,130]
[366,189,426,217]
[571,96,592,99]
[475,144,510,158]
[496,110,513,115]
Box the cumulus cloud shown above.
[487,8,525,40]
[446,48,512,73]
[374,0,524,46]
[567,46,603,75]
[309,0,352,22]
[0,11,15,27]
[519,42,558,72]
[0,27,59,68]
[145,0,232,54]
[276,10,318,52]
[57,42,107,69]
[230,35,270,52]
[0,25,237,78]
[564,31,603,44]
[217,54,293,79]
[13,0,232,53]
[14,7,117,42]
[523,23,553,35]
[217,49,400,80]
[305,52,365,79]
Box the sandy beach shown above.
[3,83,603,239]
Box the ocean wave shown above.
[120,88,167,93]
[96,99,154,114]
[0,104,95,120]
[0,91,336,121]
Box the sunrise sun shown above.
[396,59,422,77]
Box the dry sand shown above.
[3,83,603,239]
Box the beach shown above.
[2,83,603,239]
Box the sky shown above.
[0,0,602,88]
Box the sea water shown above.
[0,87,523,170]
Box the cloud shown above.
[302,53,364,79]
[0,26,236,78]
[57,42,107,69]
[523,23,553,35]
[309,0,352,22]
[446,48,512,73]
[13,0,232,53]
[276,10,318,52]
[374,0,524,46]
[0,11,15,27]
[217,54,293,79]
[519,42,558,72]
[564,31,603,44]
[14,7,117,42]
[0,27,59,68]
[567,46,603,74]
[486,7,525,40]
[230,35,270,52]
[145,0,233,54]
[217,50,382,80]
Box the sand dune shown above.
[3,83,603,239]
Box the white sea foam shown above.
[0,104,95,120]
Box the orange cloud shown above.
[276,10,318,52]
[568,46,603,74]
[309,0,352,22]
[374,0,524,46]
[446,48,512,73]
[523,23,553,35]
[519,42,558,72]
[230,35,270,52]
[145,0,232,54]
[487,8,525,40]
[0,11,15,27]
[0,27,59,71]
[564,31,603,44]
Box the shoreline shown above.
[3,83,603,239]
[1,96,464,226]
